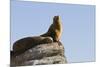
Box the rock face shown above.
[11,41,67,66]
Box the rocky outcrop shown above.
[11,41,67,66]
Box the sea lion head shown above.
[53,16,61,25]
[53,16,60,22]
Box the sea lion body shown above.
[41,16,62,42]
[12,36,53,56]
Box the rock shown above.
[11,42,67,66]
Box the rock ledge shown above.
[11,42,67,66]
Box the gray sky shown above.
[11,0,95,63]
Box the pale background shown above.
[11,0,95,63]
[0,0,98,67]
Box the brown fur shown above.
[41,16,62,42]
[11,36,53,56]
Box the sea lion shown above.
[41,16,62,42]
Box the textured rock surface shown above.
[11,42,67,66]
